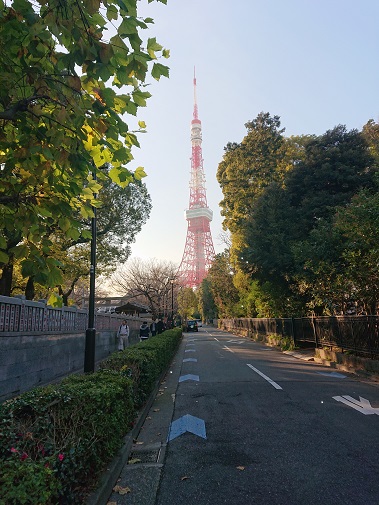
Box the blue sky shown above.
[121,0,379,267]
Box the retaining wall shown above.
[0,320,143,402]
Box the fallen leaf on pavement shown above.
[181,476,190,481]
[236,466,245,471]
[106,502,117,505]
[153,409,160,412]
[113,485,131,495]
[128,458,141,465]
[135,441,144,445]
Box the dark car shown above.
[187,320,198,332]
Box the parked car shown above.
[187,320,198,332]
[196,319,203,327]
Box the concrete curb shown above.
[283,350,315,361]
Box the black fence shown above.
[220,316,379,359]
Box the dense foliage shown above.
[0,327,182,504]
[214,113,379,317]
[0,0,168,298]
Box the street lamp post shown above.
[84,172,97,373]
[170,278,174,327]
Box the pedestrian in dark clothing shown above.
[150,319,157,336]
[139,321,150,341]
[156,318,164,334]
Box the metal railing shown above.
[0,295,125,335]
[220,316,379,358]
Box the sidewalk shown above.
[87,335,188,505]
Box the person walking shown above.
[156,318,164,334]
[150,318,157,336]
[139,321,150,341]
[117,320,129,351]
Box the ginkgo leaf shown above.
[128,458,141,465]
[113,485,131,495]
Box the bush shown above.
[100,328,182,407]
[0,371,134,504]
[267,333,295,351]
[0,327,182,504]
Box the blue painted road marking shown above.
[318,372,347,378]
[168,414,207,441]
[179,374,200,383]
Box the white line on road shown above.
[224,345,235,353]
[247,364,283,390]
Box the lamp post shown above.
[170,277,174,327]
[84,172,97,373]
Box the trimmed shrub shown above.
[0,371,134,504]
[0,327,182,504]
[100,328,182,406]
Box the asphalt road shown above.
[154,326,379,505]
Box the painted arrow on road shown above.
[179,374,200,383]
[333,395,379,415]
[168,414,207,441]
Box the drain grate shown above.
[128,449,160,464]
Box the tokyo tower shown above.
[178,71,215,289]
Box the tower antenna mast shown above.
[178,71,215,288]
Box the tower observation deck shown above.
[178,71,215,289]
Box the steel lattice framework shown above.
[178,72,215,289]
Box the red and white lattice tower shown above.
[178,71,215,289]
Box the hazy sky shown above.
[120,0,379,268]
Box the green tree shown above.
[0,0,169,295]
[237,125,377,315]
[177,287,197,323]
[197,278,217,322]
[206,252,240,318]
[295,188,379,315]
[217,112,286,238]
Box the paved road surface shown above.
[107,326,379,505]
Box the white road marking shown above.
[247,364,283,390]
[333,395,379,415]
[223,345,235,353]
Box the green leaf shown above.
[0,251,9,264]
[47,292,63,307]
[134,166,147,180]
[46,265,63,286]
[10,244,29,260]
[59,217,71,232]
[106,5,118,20]
[21,259,36,278]
[138,120,146,129]
[118,17,138,37]
[151,62,170,80]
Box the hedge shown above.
[0,327,182,504]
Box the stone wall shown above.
[0,321,143,402]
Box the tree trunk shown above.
[0,262,14,296]
[25,276,35,300]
